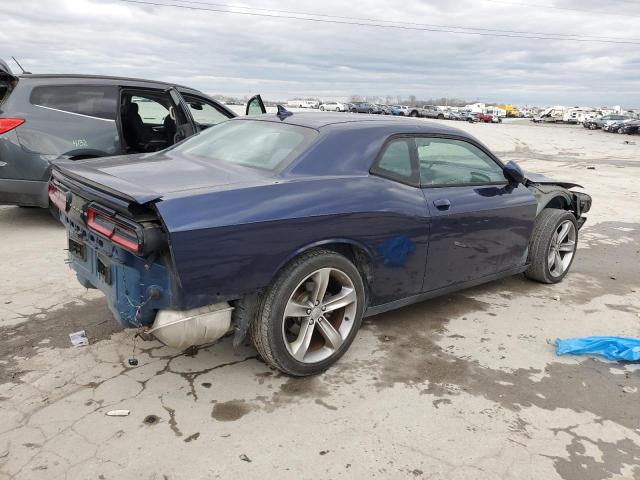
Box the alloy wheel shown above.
[548,220,577,277]
[281,268,358,363]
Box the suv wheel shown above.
[250,249,365,376]
[525,209,578,284]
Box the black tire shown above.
[437,114,444,120]
[410,110,418,117]
[250,249,365,376]
[525,209,578,284]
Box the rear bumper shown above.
[62,212,173,327]
[0,178,48,207]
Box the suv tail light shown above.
[87,205,143,254]
[48,182,68,211]
[0,118,25,135]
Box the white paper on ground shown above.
[69,330,89,347]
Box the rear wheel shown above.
[250,249,365,376]
[525,209,578,284]
[410,110,418,117]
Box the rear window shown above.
[30,85,117,120]
[172,120,317,171]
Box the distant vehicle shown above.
[618,119,640,135]
[462,112,480,123]
[390,105,409,116]
[376,104,392,115]
[287,100,320,109]
[0,60,265,208]
[446,111,466,121]
[583,114,630,130]
[350,102,379,114]
[419,105,446,120]
[51,112,591,375]
[563,107,598,124]
[532,107,566,123]
[603,118,635,133]
[319,101,346,112]
[478,113,502,123]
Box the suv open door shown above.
[166,87,199,142]
[0,59,18,82]
[246,95,266,115]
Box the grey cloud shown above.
[1,0,638,106]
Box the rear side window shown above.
[30,85,117,120]
[371,138,417,185]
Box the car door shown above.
[246,95,267,115]
[166,87,198,142]
[416,136,537,292]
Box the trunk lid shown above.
[53,149,270,205]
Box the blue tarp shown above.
[556,336,640,362]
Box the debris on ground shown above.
[586,165,596,170]
[106,410,131,417]
[239,453,252,463]
[68,330,89,347]
[622,386,638,394]
[556,336,640,362]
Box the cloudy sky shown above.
[1,0,639,106]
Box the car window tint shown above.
[417,138,505,186]
[131,95,169,125]
[376,140,413,179]
[183,96,229,127]
[30,85,117,120]
[172,119,317,171]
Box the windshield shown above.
[171,119,317,171]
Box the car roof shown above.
[17,73,200,93]
[242,112,472,137]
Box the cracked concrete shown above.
[1,120,639,479]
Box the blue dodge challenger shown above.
[50,111,591,376]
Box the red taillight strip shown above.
[48,183,67,211]
[0,118,25,135]
[87,206,141,254]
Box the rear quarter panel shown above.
[155,176,430,309]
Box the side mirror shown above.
[503,160,526,184]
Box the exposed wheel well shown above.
[543,196,569,210]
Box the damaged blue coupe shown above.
[50,112,591,376]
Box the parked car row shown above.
[583,114,640,135]
[319,101,503,124]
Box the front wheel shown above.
[250,249,365,376]
[525,209,578,284]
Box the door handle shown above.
[433,199,451,210]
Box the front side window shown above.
[172,119,317,171]
[183,95,230,128]
[417,138,505,186]
[30,85,117,120]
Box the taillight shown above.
[0,118,25,135]
[48,182,68,211]
[87,206,142,254]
